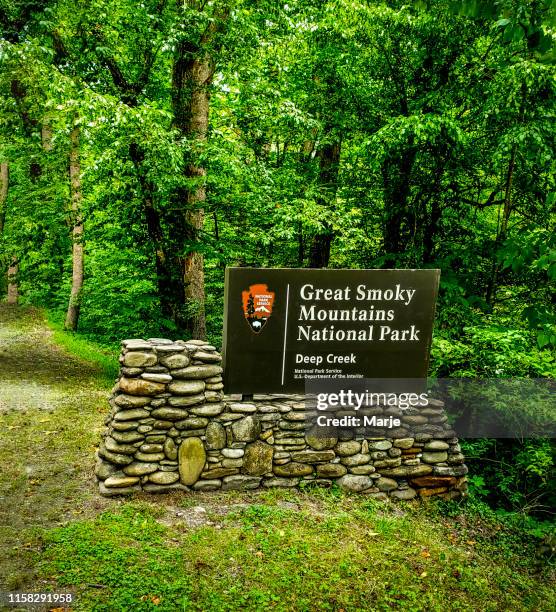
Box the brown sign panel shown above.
[222,268,440,394]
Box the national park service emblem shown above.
[242,284,275,333]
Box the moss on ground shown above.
[0,305,554,611]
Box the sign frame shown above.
[222,267,440,394]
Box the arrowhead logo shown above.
[242,284,275,333]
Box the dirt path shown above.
[0,305,112,590]
[1,306,554,611]
[0,306,293,591]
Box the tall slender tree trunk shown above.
[7,258,18,304]
[382,144,415,268]
[486,86,526,305]
[129,142,185,328]
[171,4,229,339]
[65,126,84,330]
[41,121,53,152]
[308,139,341,268]
[0,161,7,234]
[0,162,17,304]
[486,146,516,305]
[172,47,210,339]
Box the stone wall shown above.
[96,339,468,499]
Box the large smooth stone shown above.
[104,475,140,488]
[393,438,414,449]
[123,351,157,367]
[424,440,450,451]
[379,464,433,478]
[376,477,398,492]
[114,394,151,408]
[168,394,205,407]
[149,471,179,485]
[122,340,153,350]
[205,422,226,450]
[390,487,417,500]
[335,441,361,456]
[433,465,468,477]
[192,479,222,491]
[263,478,300,488]
[192,351,221,363]
[172,365,223,379]
[114,408,150,421]
[291,450,335,463]
[104,437,137,455]
[229,402,257,413]
[189,403,224,417]
[243,441,273,476]
[178,437,206,485]
[119,377,166,396]
[349,465,376,475]
[111,430,144,443]
[98,446,134,465]
[273,462,313,477]
[201,467,238,479]
[160,354,190,369]
[411,476,457,487]
[112,420,140,431]
[134,452,165,462]
[168,380,205,395]
[164,438,178,460]
[123,462,159,476]
[175,417,208,430]
[305,429,337,450]
[99,482,140,497]
[421,451,448,464]
[141,373,172,383]
[368,440,393,451]
[231,416,261,442]
[341,453,371,467]
[95,460,119,480]
[337,475,373,492]
[151,407,189,421]
[316,463,347,478]
[221,475,261,490]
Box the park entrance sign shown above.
[222,268,440,394]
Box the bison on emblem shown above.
[242,284,275,333]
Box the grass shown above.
[1,304,555,611]
[44,309,120,385]
[35,495,556,611]
[0,304,113,592]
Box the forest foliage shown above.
[0,0,555,515]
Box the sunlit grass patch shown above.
[33,498,556,612]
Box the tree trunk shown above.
[486,146,517,305]
[64,126,84,331]
[0,161,7,234]
[172,45,211,339]
[423,198,441,264]
[7,258,18,304]
[422,164,446,264]
[382,144,415,267]
[0,162,17,304]
[41,122,53,151]
[129,142,186,328]
[308,139,341,268]
[297,221,304,267]
[172,4,229,339]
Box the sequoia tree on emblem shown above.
[241,284,275,333]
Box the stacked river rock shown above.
[96,339,468,499]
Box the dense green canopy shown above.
[0,0,554,360]
[0,0,555,517]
